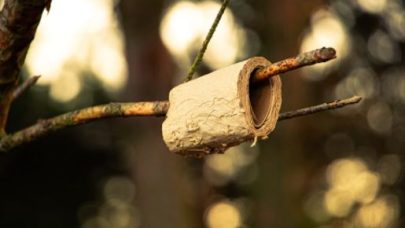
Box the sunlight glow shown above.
[300,9,349,81]
[206,201,242,228]
[160,1,246,72]
[26,0,128,102]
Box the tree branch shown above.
[251,47,336,84]
[0,0,50,135]
[0,101,169,151]
[12,75,41,100]
[0,96,361,152]
[185,0,230,82]
[278,96,362,121]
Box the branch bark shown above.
[252,47,336,84]
[278,96,361,121]
[12,75,40,100]
[0,96,361,152]
[185,0,230,82]
[0,0,50,135]
[0,101,169,151]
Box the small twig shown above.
[184,0,230,82]
[251,47,336,84]
[278,96,362,121]
[12,75,41,100]
[0,101,169,152]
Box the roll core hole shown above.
[249,68,273,128]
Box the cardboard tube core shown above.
[249,68,273,128]
[162,57,282,157]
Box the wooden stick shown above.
[0,101,169,152]
[185,0,230,82]
[278,96,361,121]
[12,76,41,100]
[251,47,336,84]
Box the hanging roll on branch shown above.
[162,47,340,157]
[0,47,361,154]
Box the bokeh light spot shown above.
[324,188,355,217]
[381,67,405,104]
[324,158,381,217]
[385,4,405,41]
[326,158,367,187]
[103,176,136,203]
[367,102,393,135]
[81,216,111,228]
[81,176,138,228]
[204,145,258,186]
[378,154,401,185]
[335,67,378,100]
[355,195,399,228]
[354,0,388,14]
[205,201,242,228]
[49,71,81,103]
[368,30,401,64]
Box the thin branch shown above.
[278,96,362,121]
[251,47,336,84]
[184,0,230,82]
[12,75,41,100]
[0,96,362,152]
[0,101,169,152]
[0,0,50,135]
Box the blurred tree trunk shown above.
[250,0,324,227]
[119,1,189,228]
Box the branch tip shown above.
[278,95,362,121]
[317,47,337,61]
[252,47,338,84]
[12,75,41,100]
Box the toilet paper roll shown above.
[162,57,282,157]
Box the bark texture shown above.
[0,0,50,134]
[0,101,169,151]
